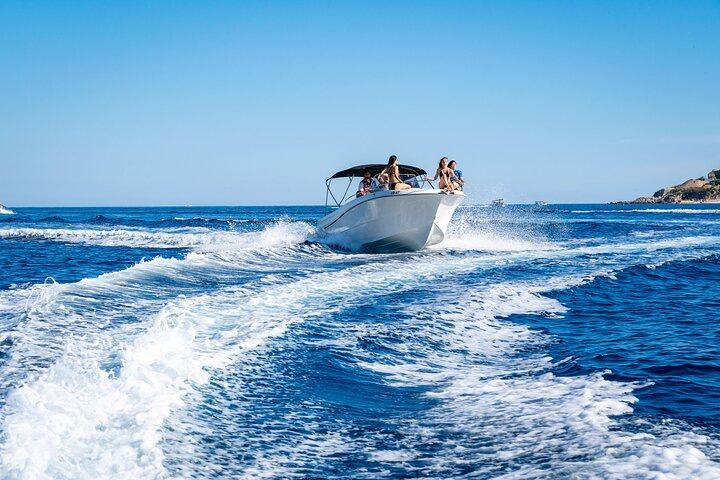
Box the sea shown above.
[0,204,719,479]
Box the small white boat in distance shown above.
[535,200,548,206]
[491,199,506,207]
[318,164,464,253]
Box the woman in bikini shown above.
[380,155,411,191]
[425,157,459,192]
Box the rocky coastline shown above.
[614,169,720,204]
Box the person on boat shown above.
[381,155,411,191]
[425,157,459,192]
[448,160,464,190]
[374,172,389,190]
[356,169,374,197]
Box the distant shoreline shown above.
[616,168,720,204]
[613,199,720,205]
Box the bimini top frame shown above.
[328,164,427,179]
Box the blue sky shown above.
[1,1,718,206]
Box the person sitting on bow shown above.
[448,160,464,190]
[425,157,459,193]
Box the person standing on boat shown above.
[381,155,411,191]
[448,160,464,190]
[356,169,374,197]
[425,157,459,192]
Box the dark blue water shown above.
[0,204,719,478]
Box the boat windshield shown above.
[324,172,435,211]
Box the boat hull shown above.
[318,189,464,253]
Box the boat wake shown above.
[1,206,720,478]
[0,221,315,251]
[356,281,720,479]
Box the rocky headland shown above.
[616,169,720,204]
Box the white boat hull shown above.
[318,189,464,252]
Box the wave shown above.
[146,273,720,478]
[172,217,250,223]
[2,229,613,478]
[436,211,719,254]
[0,221,314,251]
[353,280,720,478]
[438,231,561,252]
[20,215,260,230]
[38,215,68,223]
[630,208,720,214]
[155,246,720,478]
[572,208,720,214]
[0,206,15,215]
[0,244,496,478]
[572,235,720,256]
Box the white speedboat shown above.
[491,199,506,207]
[318,164,464,252]
[534,200,548,206]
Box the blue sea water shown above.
[0,204,719,479]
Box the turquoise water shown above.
[0,204,719,478]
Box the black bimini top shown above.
[329,164,427,179]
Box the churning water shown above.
[0,204,719,479]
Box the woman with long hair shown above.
[380,155,411,191]
[425,157,459,192]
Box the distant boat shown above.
[491,199,506,207]
[534,200,548,206]
[0,202,14,215]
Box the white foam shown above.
[353,280,720,478]
[172,217,250,223]
[572,209,720,214]
[573,235,720,256]
[369,450,415,463]
[630,230,663,237]
[0,221,345,405]
[437,209,562,252]
[0,283,297,478]
[0,248,500,478]
[0,221,314,251]
[5,237,601,478]
[631,208,720,214]
[438,231,561,251]
[0,206,14,215]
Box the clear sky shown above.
[1,0,719,206]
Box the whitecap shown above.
[353,280,720,479]
[571,208,720,214]
[0,221,315,251]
